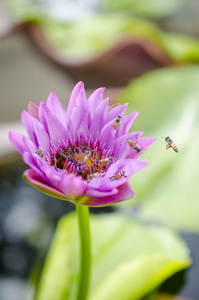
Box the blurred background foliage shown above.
[22,15,199,62]
[105,0,185,18]
[119,66,199,233]
[5,0,187,21]
[1,0,199,299]
[35,214,191,300]
[4,0,199,62]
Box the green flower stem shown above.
[144,288,159,300]
[76,205,91,300]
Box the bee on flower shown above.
[35,149,44,159]
[127,138,142,153]
[9,82,155,206]
[113,115,122,130]
[109,171,127,182]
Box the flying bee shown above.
[65,146,74,156]
[35,149,44,159]
[127,138,142,153]
[164,136,178,153]
[109,171,126,182]
[113,115,122,130]
[82,148,92,165]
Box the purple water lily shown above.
[9,82,155,206]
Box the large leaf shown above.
[119,66,199,232]
[106,0,185,18]
[5,0,185,21]
[36,213,191,300]
[42,16,199,62]
[5,2,199,63]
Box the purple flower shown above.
[9,82,155,206]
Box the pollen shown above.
[48,143,116,182]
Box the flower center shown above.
[49,144,116,182]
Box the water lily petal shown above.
[9,131,36,155]
[84,182,134,207]
[21,110,38,146]
[99,120,116,152]
[107,103,128,123]
[23,169,70,201]
[22,152,47,180]
[88,159,148,192]
[33,121,51,155]
[27,101,39,120]
[58,173,87,199]
[47,91,68,129]
[90,98,109,138]
[71,101,88,143]
[105,159,149,179]
[114,131,143,160]
[126,137,156,159]
[9,132,46,180]
[22,110,51,154]
[67,81,86,117]
[39,102,69,145]
[85,186,118,198]
[117,112,139,137]
[41,165,87,200]
[88,87,105,118]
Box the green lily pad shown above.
[5,2,199,63]
[36,213,190,300]
[105,0,185,18]
[4,0,47,23]
[6,0,185,21]
[119,65,199,232]
[42,15,199,62]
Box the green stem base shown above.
[76,205,91,300]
